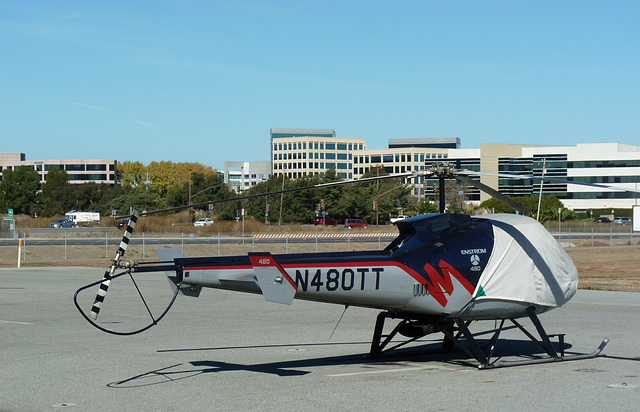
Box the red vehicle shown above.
[345,218,368,229]
[314,216,337,226]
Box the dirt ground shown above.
[565,246,640,292]
[2,240,639,293]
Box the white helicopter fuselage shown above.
[170,213,578,322]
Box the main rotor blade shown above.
[456,174,530,213]
[462,171,640,194]
[117,171,415,218]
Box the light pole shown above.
[558,207,562,239]
[189,184,223,202]
[278,168,285,226]
[375,182,410,226]
[536,158,546,221]
[188,172,193,221]
[189,182,224,217]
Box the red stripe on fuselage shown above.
[183,260,468,302]
[249,255,297,290]
[185,261,427,284]
[423,260,475,307]
[183,265,253,271]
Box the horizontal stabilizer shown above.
[249,252,297,305]
[167,274,202,297]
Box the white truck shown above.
[390,215,409,224]
[65,210,100,226]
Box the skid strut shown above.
[368,308,608,369]
[368,311,452,358]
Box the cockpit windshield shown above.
[385,213,472,254]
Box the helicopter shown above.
[74,163,635,369]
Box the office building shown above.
[268,129,640,209]
[270,128,366,179]
[354,138,459,196]
[447,143,640,209]
[0,153,117,184]
[224,161,271,193]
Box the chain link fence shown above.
[0,229,398,265]
[0,225,638,266]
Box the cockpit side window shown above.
[388,214,472,255]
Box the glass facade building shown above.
[270,128,365,180]
[0,153,117,184]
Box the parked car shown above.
[613,217,632,225]
[314,216,337,226]
[594,216,612,223]
[116,219,129,229]
[49,219,77,228]
[194,218,214,227]
[345,218,368,229]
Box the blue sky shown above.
[1,1,639,170]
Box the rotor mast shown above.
[428,163,454,214]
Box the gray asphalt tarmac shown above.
[1,266,639,411]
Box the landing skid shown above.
[368,308,608,369]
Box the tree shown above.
[242,167,415,225]
[38,168,75,217]
[362,167,413,224]
[476,195,571,223]
[243,167,416,225]
[73,182,117,213]
[146,161,219,201]
[117,161,147,188]
[0,166,41,215]
[93,184,128,216]
[244,173,322,224]
[105,187,159,216]
[182,172,233,221]
[478,197,517,214]
[416,199,439,214]
[539,195,572,222]
[244,174,288,223]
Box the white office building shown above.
[224,161,271,193]
[447,143,640,210]
[0,152,117,184]
[270,128,366,179]
[266,128,640,210]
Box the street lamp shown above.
[189,183,224,208]
[188,172,193,221]
[558,207,562,239]
[536,158,546,221]
[374,182,410,226]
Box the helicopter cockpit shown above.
[385,213,472,254]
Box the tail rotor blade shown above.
[89,210,139,320]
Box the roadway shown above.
[0,235,391,247]
[1,266,639,411]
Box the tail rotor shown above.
[89,210,139,320]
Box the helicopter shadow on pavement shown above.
[107,337,570,388]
